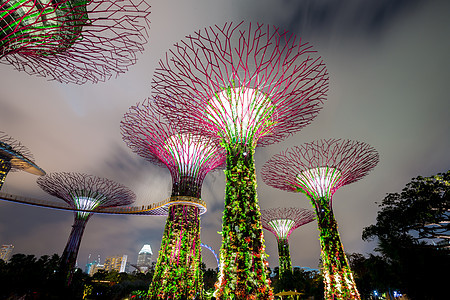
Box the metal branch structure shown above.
[36,172,135,284]
[152,21,329,300]
[121,99,226,300]
[1,0,151,84]
[261,139,379,299]
[0,131,45,190]
[260,207,314,279]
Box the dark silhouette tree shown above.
[363,170,450,249]
[363,170,450,300]
[0,253,86,299]
[347,253,399,299]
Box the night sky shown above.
[1,0,449,271]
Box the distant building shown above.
[86,260,100,275]
[85,254,102,274]
[89,264,105,276]
[0,244,14,262]
[124,261,131,274]
[104,255,128,273]
[136,244,153,273]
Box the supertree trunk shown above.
[148,205,202,300]
[0,158,11,190]
[215,143,272,300]
[277,238,292,280]
[172,175,202,198]
[148,179,203,300]
[60,216,89,285]
[314,197,360,300]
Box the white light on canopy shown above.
[163,134,213,175]
[296,167,341,199]
[74,196,100,218]
[206,87,275,142]
[268,218,295,240]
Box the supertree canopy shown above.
[36,172,135,284]
[260,207,314,279]
[0,0,151,84]
[0,131,45,190]
[153,22,329,300]
[121,99,226,300]
[261,139,379,299]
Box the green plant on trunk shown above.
[148,204,203,300]
[214,143,273,300]
[312,196,359,299]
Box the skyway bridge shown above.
[0,192,207,216]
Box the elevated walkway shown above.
[0,192,207,216]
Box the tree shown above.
[0,253,86,299]
[363,171,449,249]
[348,253,399,299]
[363,170,450,299]
[201,262,218,294]
[269,266,323,299]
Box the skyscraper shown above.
[0,244,14,261]
[136,244,153,272]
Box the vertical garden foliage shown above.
[148,172,205,299]
[148,204,202,300]
[314,197,360,299]
[215,144,273,300]
[277,238,292,280]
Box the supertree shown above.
[36,172,135,284]
[0,131,45,190]
[261,139,379,299]
[121,99,226,300]
[0,0,151,84]
[260,207,314,280]
[152,22,329,299]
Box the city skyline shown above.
[0,0,449,272]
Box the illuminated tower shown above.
[0,131,45,190]
[36,172,135,284]
[153,22,329,299]
[260,207,314,279]
[136,244,153,271]
[1,0,151,84]
[261,139,379,299]
[121,99,226,300]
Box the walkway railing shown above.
[0,191,207,216]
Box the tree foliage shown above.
[0,253,86,299]
[348,253,399,299]
[362,170,450,299]
[270,266,324,299]
[363,170,449,250]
